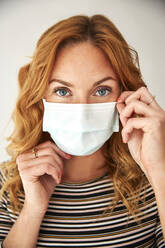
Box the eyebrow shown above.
[49,76,117,88]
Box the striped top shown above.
[0,170,165,248]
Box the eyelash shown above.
[53,86,112,97]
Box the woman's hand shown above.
[116,86,165,182]
[16,141,71,215]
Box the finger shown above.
[116,91,134,126]
[121,117,152,143]
[116,102,127,127]
[19,141,71,162]
[117,88,147,104]
[118,87,159,110]
[117,91,134,103]
[20,146,64,171]
[20,163,60,184]
[18,156,62,178]
[120,100,155,122]
[124,87,159,109]
[36,141,71,159]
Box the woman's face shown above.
[44,42,121,103]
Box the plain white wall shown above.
[0,0,165,162]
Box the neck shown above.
[61,147,108,183]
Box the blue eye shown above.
[96,87,111,97]
[53,86,112,97]
[53,88,70,97]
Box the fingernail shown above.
[66,154,71,159]
[117,97,122,102]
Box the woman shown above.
[0,14,165,247]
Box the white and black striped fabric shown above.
[0,170,165,247]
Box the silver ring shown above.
[148,95,156,105]
[32,147,38,158]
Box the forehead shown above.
[50,42,116,78]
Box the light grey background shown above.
[0,0,165,162]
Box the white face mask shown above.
[42,99,119,156]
